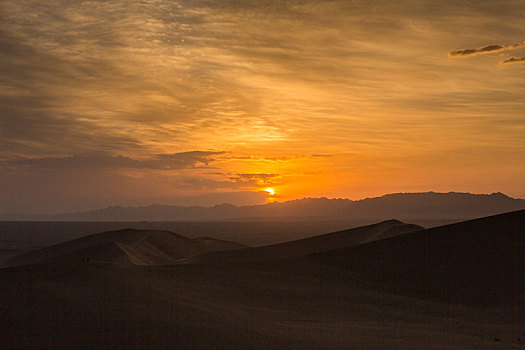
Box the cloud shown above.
[230,173,281,186]
[500,56,525,64]
[448,44,504,57]
[1,0,525,213]
[448,41,524,57]
[3,151,224,170]
[510,42,525,48]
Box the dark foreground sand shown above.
[1,211,524,349]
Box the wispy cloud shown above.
[230,173,281,187]
[4,151,224,170]
[1,0,525,212]
[500,56,525,64]
[448,41,524,57]
[449,44,504,57]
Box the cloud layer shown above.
[1,0,525,212]
[3,151,223,170]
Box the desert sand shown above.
[1,210,524,349]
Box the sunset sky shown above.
[1,0,524,213]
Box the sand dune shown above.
[188,210,524,305]
[190,219,422,264]
[0,248,27,260]
[193,236,248,251]
[278,209,525,305]
[2,220,416,267]
[0,211,523,349]
[1,228,246,267]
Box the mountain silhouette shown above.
[2,191,523,223]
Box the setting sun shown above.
[1,1,524,348]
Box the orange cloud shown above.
[449,41,524,57]
[500,56,525,65]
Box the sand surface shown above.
[1,210,524,349]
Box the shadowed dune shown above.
[1,228,247,267]
[2,220,418,267]
[189,219,423,264]
[0,248,27,260]
[193,236,249,251]
[189,210,524,305]
[268,209,525,305]
[0,211,524,349]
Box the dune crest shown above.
[190,219,423,264]
[1,228,246,267]
[1,211,524,349]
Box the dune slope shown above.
[191,219,423,264]
[1,213,524,349]
[1,228,246,267]
[283,209,525,304]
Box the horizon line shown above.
[2,190,521,217]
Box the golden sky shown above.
[1,0,524,213]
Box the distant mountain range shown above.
[2,192,524,223]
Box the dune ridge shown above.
[0,210,524,349]
[1,228,246,267]
[277,209,525,304]
[190,219,423,264]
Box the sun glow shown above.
[264,188,275,196]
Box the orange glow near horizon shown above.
[0,0,524,214]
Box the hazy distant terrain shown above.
[2,191,523,260]
[2,192,523,223]
[1,210,524,349]
[0,220,380,260]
